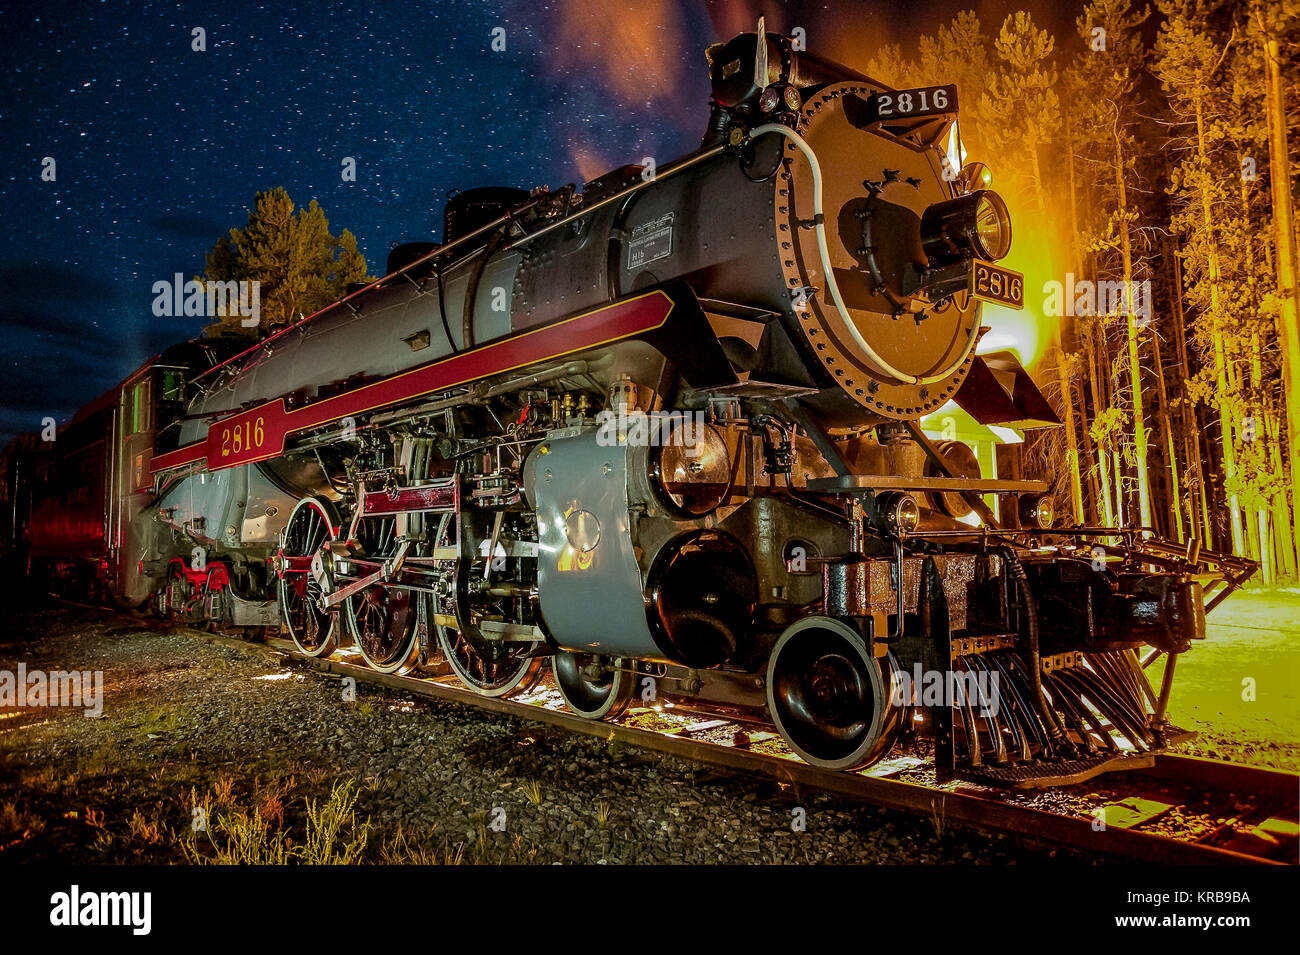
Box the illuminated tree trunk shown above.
[1113,447,1126,526]
[1057,108,1085,524]
[1239,147,1295,579]
[1193,95,1244,555]
[1028,139,1047,218]
[1261,4,1300,570]
[1086,325,1115,525]
[1243,148,1294,580]
[1246,338,1267,578]
[1228,350,1262,564]
[1076,361,1100,523]
[1246,334,1277,583]
[1171,253,1213,546]
[1113,129,1152,528]
[1267,401,1297,579]
[1055,350,1085,525]
[1151,328,1184,542]
[1257,512,1273,584]
[1215,337,1245,554]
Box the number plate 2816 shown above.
[871,84,957,121]
[971,260,1024,309]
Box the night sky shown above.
[0,0,1081,447]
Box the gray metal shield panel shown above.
[528,430,659,658]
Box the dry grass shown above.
[379,824,455,865]
[186,801,291,865]
[127,808,165,846]
[0,614,547,866]
[299,779,371,865]
[175,774,533,865]
[0,799,46,837]
[0,744,540,865]
[928,794,948,840]
[257,774,293,828]
[463,823,538,865]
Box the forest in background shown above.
[865,0,1299,581]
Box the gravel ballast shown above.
[0,605,1060,864]
[4,601,1284,864]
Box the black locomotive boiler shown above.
[8,26,1256,788]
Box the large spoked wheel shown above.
[277,497,340,658]
[432,512,544,697]
[766,616,901,771]
[553,652,635,721]
[342,516,420,674]
[436,617,544,697]
[347,586,419,674]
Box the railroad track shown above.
[196,630,1299,866]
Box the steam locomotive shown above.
[3,26,1256,788]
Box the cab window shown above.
[130,379,151,434]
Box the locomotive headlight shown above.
[1018,493,1055,529]
[877,492,921,537]
[920,189,1012,266]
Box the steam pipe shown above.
[289,361,590,454]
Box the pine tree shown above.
[202,187,372,338]
[863,43,918,88]
[978,12,1060,217]
[917,12,992,155]
[1074,0,1155,530]
[1254,0,1300,576]
[1153,0,1285,564]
